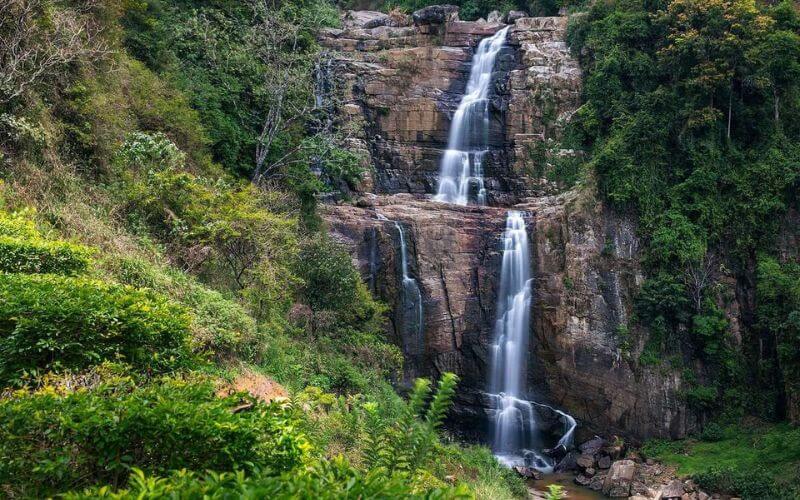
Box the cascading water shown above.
[488,211,577,472]
[435,26,509,206]
[378,214,424,365]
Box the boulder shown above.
[554,451,578,472]
[512,466,541,479]
[602,460,636,497]
[574,474,591,487]
[412,4,459,25]
[504,10,528,23]
[543,443,568,461]
[589,474,605,491]
[576,453,595,469]
[486,10,503,23]
[661,479,685,499]
[585,467,596,476]
[598,455,612,469]
[342,11,389,29]
[580,436,607,455]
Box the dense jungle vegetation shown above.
[0,0,525,497]
[564,0,800,494]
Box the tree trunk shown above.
[774,88,780,125]
[727,83,733,140]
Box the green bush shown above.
[0,375,309,497]
[108,257,262,361]
[0,236,92,274]
[693,466,782,500]
[64,457,470,499]
[0,273,191,384]
[0,207,93,275]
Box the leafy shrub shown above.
[693,466,782,500]
[699,422,725,442]
[0,273,191,384]
[64,457,470,499]
[0,375,309,497]
[114,131,187,172]
[0,236,92,274]
[108,257,262,361]
[0,207,93,274]
[363,373,459,475]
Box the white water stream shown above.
[377,214,424,361]
[435,26,509,206]
[488,211,577,471]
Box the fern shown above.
[425,373,458,430]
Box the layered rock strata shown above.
[322,9,695,441]
[319,13,580,201]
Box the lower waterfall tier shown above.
[322,191,698,441]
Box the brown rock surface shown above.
[318,14,580,200]
[602,459,635,497]
[323,190,695,439]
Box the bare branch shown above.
[0,0,112,104]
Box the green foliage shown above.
[364,373,460,475]
[569,0,800,420]
[545,484,567,500]
[0,373,309,497]
[0,273,191,384]
[693,467,784,500]
[0,207,93,274]
[296,234,363,314]
[65,457,470,499]
[643,422,800,499]
[107,256,261,362]
[0,236,92,275]
[757,255,800,418]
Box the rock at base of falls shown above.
[602,459,635,497]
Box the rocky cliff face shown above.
[321,10,696,441]
[319,13,580,202]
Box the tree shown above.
[0,0,110,105]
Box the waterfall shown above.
[377,214,424,363]
[435,26,509,206]
[488,211,577,472]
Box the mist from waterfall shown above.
[435,26,509,206]
[488,211,577,472]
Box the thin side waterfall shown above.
[435,26,509,206]
[377,214,424,363]
[488,211,577,472]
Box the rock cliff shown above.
[319,13,580,201]
[320,9,696,441]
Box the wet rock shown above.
[598,455,612,469]
[576,454,595,469]
[630,481,649,496]
[543,443,568,461]
[580,436,606,455]
[504,10,528,23]
[602,460,636,497]
[574,474,591,487]
[585,467,596,476]
[412,4,459,25]
[512,466,541,479]
[589,474,605,491]
[554,451,578,472]
[661,479,685,499]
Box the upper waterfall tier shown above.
[434,26,509,206]
[318,16,581,201]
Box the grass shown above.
[642,422,800,498]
